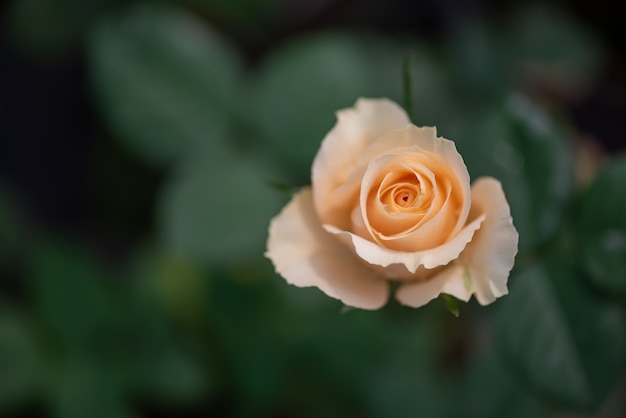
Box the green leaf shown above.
[494,262,626,410]
[456,340,547,418]
[89,4,243,165]
[440,294,460,317]
[252,32,414,169]
[0,311,41,411]
[444,21,512,102]
[508,4,605,98]
[448,94,575,251]
[578,154,626,295]
[126,337,210,404]
[157,149,285,265]
[356,308,449,418]
[402,49,455,128]
[117,250,214,404]
[267,181,298,196]
[27,239,114,345]
[45,356,134,418]
[504,95,575,248]
[131,247,208,326]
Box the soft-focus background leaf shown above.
[27,239,115,346]
[89,4,243,165]
[252,32,408,172]
[578,154,626,295]
[494,262,626,410]
[455,334,547,418]
[0,310,41,412]
[157,149,285,265]
[508,4,605,99]
[441,94,575,252]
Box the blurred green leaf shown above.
[578,154,626,295]
[456,339,547,418]
[46,357,134,418]
[127,337,210,404]
[440,294,460,317]
[106,251,214,405]
[494,262,626,410]
[357,309,450,418]
[252,32,416,169]
[131,247,209,326]
[509,4,605,98]
[404,48,454,128]
[444,21,512,101]
[27,239,113,346]
[207,272,444,417]
[89,4,243,165]
[157,149,285,265]
[448,94,575,251]
[504,95,575,249]
[444,5,605,102]
[0,311,41,411]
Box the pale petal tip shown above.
[267,189,390,311]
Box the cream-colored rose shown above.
[266,98,518,310]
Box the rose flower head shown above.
[266,98,518,310]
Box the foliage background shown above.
[1,0,626,417]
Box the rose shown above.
[266,98,518,310]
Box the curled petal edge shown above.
[396,264,472,308]
[395,177,518,307]
[312,98,411,227]
[266,188,389,310]
[458,177,519,305]
[323,213,485,274]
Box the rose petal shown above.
[312,98,410,228]
[364,156,439,237]
[360,158,460,252]
[266,188,389,310]
[360,153,460,251]
[324,212,485,274]
[395,264,473,308]
[358,125,471,237]
[458,177,519,305]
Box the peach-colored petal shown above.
[395,264,473,308]
[365,158,439,234]
[324,212,485,274]
[357,125,471,237]
[266,188,389,310]
[359,151,459,251]
[459,177,518,305]
[312,98,410,228]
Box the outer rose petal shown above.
[312,98,410,227]
[324,212,485,274]
[266,188,389,310]
[459,177,518,305]
[395,265,473,308]
[395,177,518,307]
